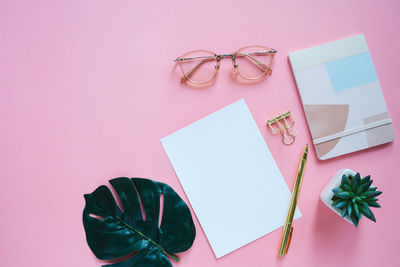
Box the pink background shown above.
[1,0,399,266]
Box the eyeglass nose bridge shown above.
[232,53,238,71]
[216,53,239,71]
[215,55,221,70]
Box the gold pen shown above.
[278,144,308,256]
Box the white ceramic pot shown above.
[320,169,356,224]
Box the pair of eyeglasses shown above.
[174,46,277,84]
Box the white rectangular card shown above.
[161,99,301,258]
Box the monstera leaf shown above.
[83,177,196,267]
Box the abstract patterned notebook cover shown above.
[289,34,395,160]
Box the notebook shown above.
[161,99,301,258]
[289,34,395,160]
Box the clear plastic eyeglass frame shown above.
[174,46,277,84]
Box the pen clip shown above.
[284,227,294,255]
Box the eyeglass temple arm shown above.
[237,53,274,74]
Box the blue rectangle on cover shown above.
[325,52,378,92]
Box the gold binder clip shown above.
[267,111,297,145]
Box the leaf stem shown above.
[117,217,180,262]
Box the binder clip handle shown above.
[267,111,297,145]
[282,129,296,145]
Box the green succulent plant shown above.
[332,172,382,227]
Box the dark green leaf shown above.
[333,187,343,194]
[333,200,347,209]
[347,202,353,217]
[367,201,381,208]
[361,191,382,198]
[341,206,347,217]
[83,177,196,267]
[353,203,360,219]
[359,200,369,209]
[333,188,352,199]
[342,184,352,192]
[360,175,371,185]
[339,192,353,199]
[341,175,350,186]
[351,173,361,192]
[368,187,377,191]
[356,180,373,195]
[350,214,359,227]
[359,205,376,222]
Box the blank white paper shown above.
[161,99,301,258]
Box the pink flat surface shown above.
[1,0,399,266]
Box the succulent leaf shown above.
[347,202,352,217]
[351,173,361,192]
[332,188,352,199]
[359,201,369,209]
[343,184,352,192]
[356,180,373,195]
[332,188,343,194]
[337,192,352,199]
[334,200,347,209]
[353,203,360,219]
[361,191,382,198]
[367,201,381,208]
[341,175,350,186]
[350,214,359,227]
[341,206,347,217]
[359,205,376,222]
[368,187,377,191]
[360,175,371,185]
